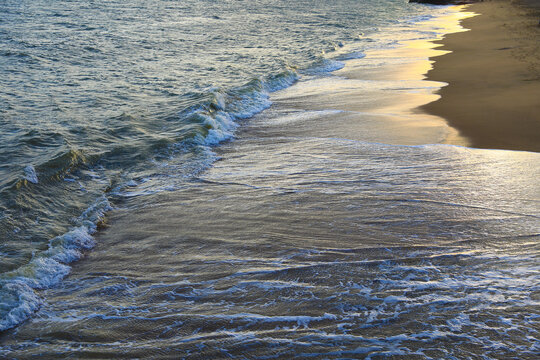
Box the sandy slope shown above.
[422,0,540,152]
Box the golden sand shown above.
[422,0,540,152]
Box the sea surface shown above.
[1,0,539,359]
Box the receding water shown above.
[1,0,539,359]
[0,0,442,277]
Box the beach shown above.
[1,1,539,358]
[423,0,540,152]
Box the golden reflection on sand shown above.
[330,8,478,147]
[269,7,478,147]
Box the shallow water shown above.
[0,0,444,272]
[1,0,539,358]
[3,121,539,359]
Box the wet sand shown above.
[422,0,540,152]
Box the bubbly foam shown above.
[23,165,38,184]
[0,197,111,331]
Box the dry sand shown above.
[422,0,540,152]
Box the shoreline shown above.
[2,3,540,358]
[421,0,540,152]
[0,5,475,335]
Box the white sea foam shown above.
[23,165,38,184]
[0,281,41,332]
[201,111,239,145]
[262,110,344,126]
[188,69,298,147]
[0,196,111,331]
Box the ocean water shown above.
[1,0,539,358]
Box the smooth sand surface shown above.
[276,10,475,147]
[422,0,540,152]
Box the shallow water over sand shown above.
[4,124,539,358]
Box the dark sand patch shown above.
[422,0,540,152]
